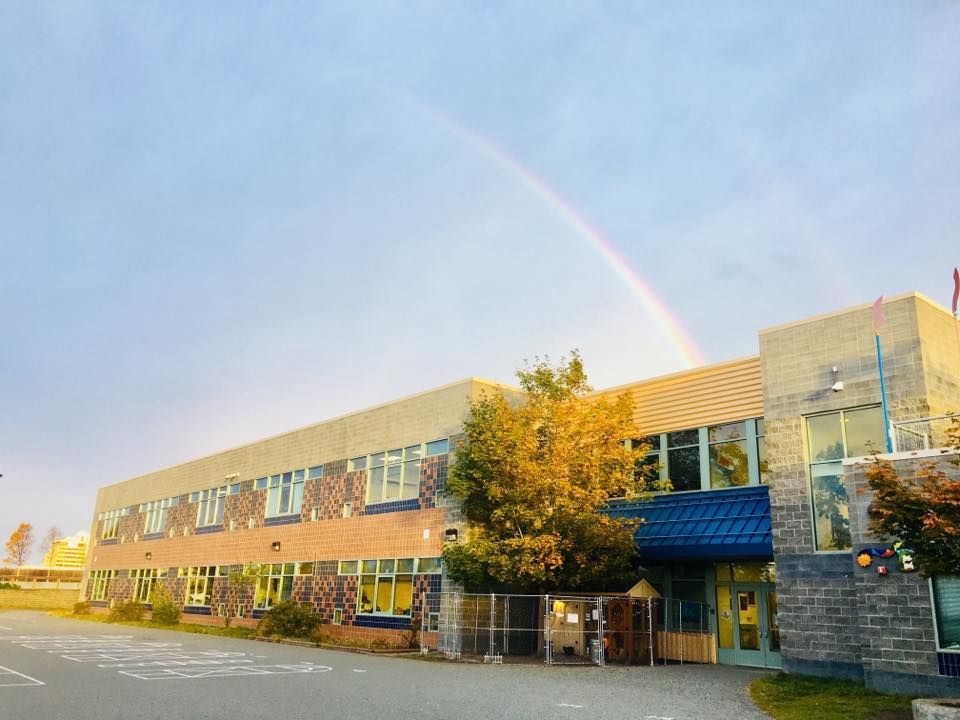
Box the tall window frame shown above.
[805,405,885,552]
[255,470,305,518]
[141,497,176,535]
[194,487,227,527]
[89,569,117,600]
[356,558,414,617]
[181,566,217,607]
[99,508,129,540]
[931,576,960,653]
[131,568,166,603]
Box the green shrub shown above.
[73,600,91,615]
[149,582,180,626]
[0,582,21,590]
[258,601,320,639]
[108,600,145,622]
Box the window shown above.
[708,422,749,489]
[366,446,421,504]
[194,486,227,527]
[141,497,176,535]
[99,508,129,540]
[348,456,367,472]
[357,558,413,616]
[667,430,700,491]
[806,406,885,551]
[264,470,305,518]
[131,568,166,603]
[89,569,117,600]
[416,557,442,574]
[632,436,662,483]
[425,438,449,457]
[756,418,768,484]
[338,560,359,575]
[254,563,296,609]
[308,465,324,480]
[933,576,960,652]
[181,566,217,607]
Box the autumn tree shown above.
[442,352,656,593]
[864,417,960,577]
[4,523,35,567]
[225,563,263,627]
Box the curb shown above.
[253,636,420,656]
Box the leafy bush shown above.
[0,582,21,590]
[149,582,180,626]
[258,601,320,639]
[107,600,145,622]
[73,600,91,615]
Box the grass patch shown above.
[48,610,256,639]
[750,673,915,720]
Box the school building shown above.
[83,291,960,695]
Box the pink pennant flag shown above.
[872,295,886,333]
[952,268,959,316]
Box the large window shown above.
[367,446,422,504]
[180,566,219,607]
[99,508,129,540]
[131,568,166,603]
[254,563,296,609]
[933,576,960,652]
[667,430,701,491]
[806,406,885,552]
[89,569,117,600]
[708,422,749,489]
[756,418,768,484]
[357,559,414,616]
[256,470,305,518]
[194,487,227,527]
[141,497,176,535]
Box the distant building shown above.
[44,532,89,569]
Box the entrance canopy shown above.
[606,485,773,560]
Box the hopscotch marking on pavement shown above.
[0,665,44,687]
[119,664,333,680]
[352,668,367,673]
[4,634,334,682]
[557,703,584,708]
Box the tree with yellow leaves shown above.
[443,352,657,593]
[4,522,34,567]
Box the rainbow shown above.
[399,95,705,368]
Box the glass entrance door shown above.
[716,584,781,668]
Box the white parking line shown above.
[0,665,44,687]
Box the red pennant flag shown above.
[952,267,959,316]
[872,295,886,333]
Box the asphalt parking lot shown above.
[0,611,771,720]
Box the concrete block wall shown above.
[760,292,959,689]
[846,454,960,697]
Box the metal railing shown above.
[892,414,958,453]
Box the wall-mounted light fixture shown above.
[444,528,458,543]
[271,541,281,552]
[145,552,152,560]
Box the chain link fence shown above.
[425,591,714,666]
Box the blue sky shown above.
[1,2,957,557]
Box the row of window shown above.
[349,439,450,505]
[87,557,443,619]
[635,418,767,492]
[98,438,453,540]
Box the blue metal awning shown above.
[606,485,773,560]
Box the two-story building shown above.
[83,291,960,695]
